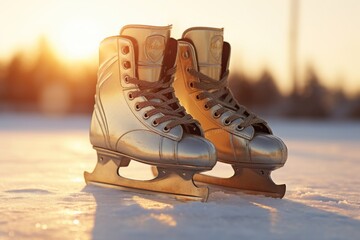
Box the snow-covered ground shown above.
[0,114,359,240]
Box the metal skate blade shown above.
[208,183,285,198]
[85,178,205,202]
[194,167,286,199]
[84,158,209,202]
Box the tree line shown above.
[1,38,360,119]
[229,68,360,119]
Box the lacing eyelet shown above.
[213,112,220,119]
[182,50,189,59]
[143,113,149,119]
[123,61,131,69]
[135,103,141,111]
[195,94,200,100]
[124,75,130,84]
[224,119,231,126]
[186,67,191,73]
[152,120,159,127]
[204,104,209,110]
[189,82,194,88]
[163,126,170,132]
[128,92,134,100]
[236,125,245,131]
[122,46,130,55]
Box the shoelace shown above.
[188,68,266,129]
[127,67,199,131]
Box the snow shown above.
[0,114,359,240]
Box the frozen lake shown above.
[0,114,359,240]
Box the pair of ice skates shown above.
[84,25,288,202]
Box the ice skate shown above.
[84,25,216,202]
[173,27,288,198]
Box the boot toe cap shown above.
[176,134,217,169]
[249,134,287,167]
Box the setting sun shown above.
[49,18,101,62]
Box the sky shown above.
[0,0,359,95]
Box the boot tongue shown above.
[183,27,224,80]
[120,25,171,82]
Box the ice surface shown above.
[0,114,359,240]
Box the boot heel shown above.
[95,148,131,167]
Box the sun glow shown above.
[49,18,102,62]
